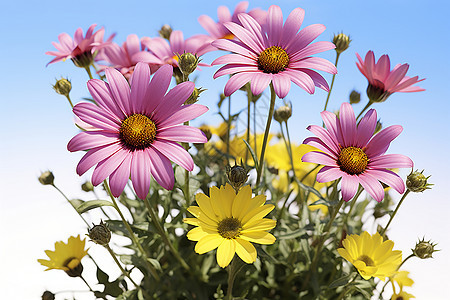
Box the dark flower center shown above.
[217,217,242,239]
[367,80,391,103]
[357,254,375,267]
[119,114,157,151]
[257,46,289,74]
[338,147,368,175]
[63,257,83,277]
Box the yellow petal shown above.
[216,239,236,268]
[187,227,211,241]
[188,206,218,227]
[235,238,257,264]
[241,204,274,225]
[231,185,253,220]
[217,184,235,218]
[195,234,223,254]
[195,193,218,221]
[210,186,228,220]
[240,231,276,245]
[242,218,276,232]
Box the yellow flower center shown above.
[357,255,375,267]
[257,46,289,74]
[222,33,235,40]
[217,217,242,239]
[337,146,368,175]
[119,114,157,151]
[63,257,83,277]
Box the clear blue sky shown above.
[1,1,449,299]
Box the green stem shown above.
[225,258,244,300]
[227,94,231,157]
[378,253,415,299]
[51,184,90,227]
[142,196,190,271]
[253,101,257,151]
[80,274,94,292]
[336,273,358,300]
[183,121,191,205]
[380,189,410,237]
[65,95,74,108]
[105,244,139,288]
[85,66,93,80]
[356,101,373,121]
[256,83,276,187]
[246,84,252,164]
[323,52,340,112]
[103,180,160,280]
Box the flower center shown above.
[357,255,375,267]
[257,46,289,74]
[338,146,368,175]
[63,257,83,277]
[217,217,242,239]
[119,114,156,151]
[222,33,235,40]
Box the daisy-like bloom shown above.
[391,270,414,289]
[356,51,425,103]
[302,102,413,202]
[183,184,276,268]
[212,5,337,99]
[198,1,267,40]
[137,30,214,74]
[46,24,111,67]
[67,62,208,199]
[337,232,402,281]
[391,291,415,300]
[38,235,89,277]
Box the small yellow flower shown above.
[184,184,276,268]
[391,290,415,300]
[391,270,414,289]
[38,235,89,277]
[337,232,402,281]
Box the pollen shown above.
[257,46,289,74]
[357,255,375,267]
[337,146,368,175]
[119,114,157,151]
[217,217,242,239]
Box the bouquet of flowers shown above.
[38,3,436,299]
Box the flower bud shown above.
[199,124,212,141]
[349,90,361,104]
[159,24,173,40]
[38,171,54,186]
[178,52,200,77]
[65,259,84,277]
[332,33,351,54]
[375,119,383,134]
[42,291,55,300]
[367,82,391,103]
[413,238,438,259]
[406,170,432,193]
[273,103,292,123]
[226,162,249,192]
[185,87,205,105]
[81,181,94,192]
[53,78,72,97]
[88,220,111,246]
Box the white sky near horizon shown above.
[1,0,449,299]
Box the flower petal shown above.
[366,169,405,194]
[365,125,403,158]
[216,239,236,268]
[368,154,414,169]
[358,172,385,202]
[235,238,257,264]
[157,125,207,143]
[151,140,194,171]
[146,147,174,190]
[130,150,152,200]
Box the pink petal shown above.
[169,30,185,55]
[391,76,422,93]
[131,150,152,199]
[272,73,291,98]
[211,39,257,59]
[157,126,207,143]
[290,57,337,74]
[384,63,409,91]
[152,81,194,123]
[320,110,340,145]
[303,137,338,158]
[358,172,385,202]
[236,13,267,48]
[223,72,254,96]
[125,34,141,59]
[73,102,120,132]
[76,143,122,175]
[316,166,343,183]
[341,173,360,201]
[105,68,132,115]
[214,64,259,79]
[280,8,305,47]
[87,79,126,120]
[300,69,330,91]
[365,125,403,158]
[217,5,231,23]
[151,140,194,171]
[374,54,390,81]
[68,131,118,152]
[142,64,173,115]
[129,62,150,114]
[306,125,340,155]
[366,169,405,194]
[286,24,326,53]
[339,102,357,147]
[356,109,377,148]
[301,151,337,166]
[146,147,174,190]
[363,51,376,83]
[266,5,283,45]
[198,15,222,38]
[250,72,272,95]
[368,154,413,169]
[158,104,209,128]
[212,53,257,66]
[109,154,132,197]
[92,148,130,185]
[224,21,264,53]
[282,69,315,94]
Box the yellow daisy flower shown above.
[391,270,414,289]
[183,184,276,268]
[337,232,402,281]
[391,290,415,300]
[38,235,89,277]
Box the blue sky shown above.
[1,0,449,299]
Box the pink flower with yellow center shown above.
[46,24,112,67]
[211,5,337,99]
[356,50,425,103]
[198,1,267,40]
[67,62,208,199]
[302,102,413,202]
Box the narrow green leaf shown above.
[242,139,258,169]
[77,200,113,214]
[328,273,353,289]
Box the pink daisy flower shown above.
[356,50,425,103]
[211,5,337,99]
[302,102,413,202]
[46,24,112,67]
[136,31,214,74]
[198,1,267,40]
[67,62,208,199]
[96,34,159,79]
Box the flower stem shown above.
[323,53,340,112]
[103,180,160,280]
[380,189,410,237]
[227,94,232,157]
[51,184,90,227]
[336,272,358,300]
[226,257,244,300]
[356,101,373,121]
[65,95,74,108]
[80,274,94,292]
[84,66,93,80]
[253,101,257,151]
[183,121,191,205]
[104,244,139,288]
[378,253,415,299]
[142,196,190,271]
[246,84,252,164]
[256,83,276,187]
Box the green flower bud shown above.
[332,33,351,54]
[38,171,54,186]
[88,220,111,246]
[53,78,72,96]
[413,238,438,259]
[226,161,249,192]
[406,170,432,193]
[178,52,200,77]
[42,291,55,300]
[375,119,383,134]
[185,87,206,105]
[159,24,173,40]
[81,181,94,192]
[273,103,292,123]
[349,90,361,104]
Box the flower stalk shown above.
[380,189,410,237]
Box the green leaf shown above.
[69,198,84,208]
[328,273,353,289]
[76,200,113,214]
[242,139,258,169]
[277,229,306,240]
